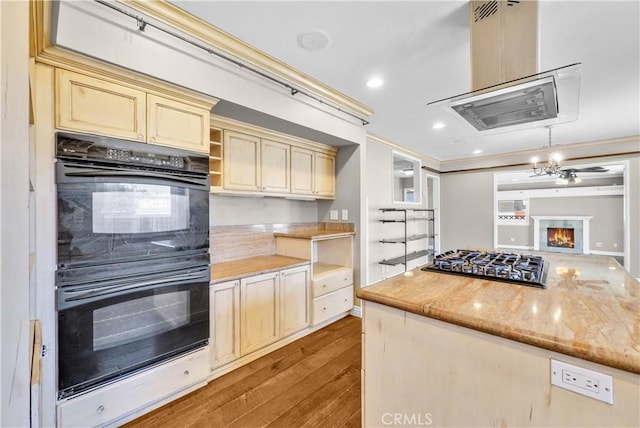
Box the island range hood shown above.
[429,0,581,134]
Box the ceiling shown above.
[170,1,639,162]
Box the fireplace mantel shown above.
[532,216,593,254]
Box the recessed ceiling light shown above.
[366,77,383,88]
[297,30,331,52]
[472,149,482,155]
[432,122,445,130]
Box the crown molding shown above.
[367,133,441,171]
[439,135,640,173]
[122,0,374,120]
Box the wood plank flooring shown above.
[124,316,362,428]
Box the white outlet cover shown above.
[550,359,613,404]
[341,209,348,220]
[330,210,338,220]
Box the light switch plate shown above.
[341,209,348,220]
[330,210,338,220]
[550,359,613,404]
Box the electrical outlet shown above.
[341,209,348,220]
[330,210,338,220]
[595,242,603,248]
[550,359,613,404]
[613,243,618,248]
[510,237,516,242]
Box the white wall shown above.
[1,1,31,426]
[210,195,318,226]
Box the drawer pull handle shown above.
[184,370,190,376]
[96,405,105,415]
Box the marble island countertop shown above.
[358,252,640,374]
[211,254,310,284]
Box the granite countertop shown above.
[357,252,640,374]
[273,229,355,240]
[211,254,310,284]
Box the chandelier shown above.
[531,127,563,177]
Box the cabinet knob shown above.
[96,405,105,415]
[322,307,327,311]
[137,133,143,141]
[344,299,348,302]
[322,284,327,288]
[184,370,190,377]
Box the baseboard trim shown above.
[350,306,362,318]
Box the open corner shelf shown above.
[378,208,437,270]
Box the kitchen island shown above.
[357,252,639,427]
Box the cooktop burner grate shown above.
[421,249,548,288]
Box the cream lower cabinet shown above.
[240,272,280,355]
[211,265,310,370]
[55,68,215,153]
[210,280,241,369]
[280,265,311,337]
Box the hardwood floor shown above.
[124,316,362,428]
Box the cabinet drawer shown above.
[58,347,209,428]
[312,268,353,298]
[312,286,353,326]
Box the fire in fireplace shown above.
[547,227,575,248]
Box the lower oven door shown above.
[57,265,209,399]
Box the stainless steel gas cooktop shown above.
[421,249,548,288]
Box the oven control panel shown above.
[106,148,184,168]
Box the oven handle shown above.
[64,168,207,188]
[58,162,209,189]
[58,268,209,310]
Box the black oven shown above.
[57,263,209,399]
[55,133,210,269]
[55,132,211,399]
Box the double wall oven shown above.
[55,132,210,399]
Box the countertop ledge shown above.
[211,254,310,284]
[273,229,355,240]
[358,253,640,375]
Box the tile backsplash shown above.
[210,222,354,264]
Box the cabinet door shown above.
[55,69,146,141]
[261,139,290,193]
[314,152,336,198]
[210,280,240,369]
[147,94,210,153]
[280,265,310,338]
[223,131,261,191]
[240,272,279,355]
[291,147,314,195]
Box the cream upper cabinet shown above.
[213,116,337,199]
[290,147,336,198]
[55,69,215,153]
[261,139,291,193]
[280,265,310,338]
[240,272,280,355]
[291,147,314,195]
[223,130,261,191]
[147,94,210,153]
[56,69,147,142]
[210,280,241,369]
[313,151,336,197]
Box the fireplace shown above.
[547,228,575,248]
[532,216,592,254]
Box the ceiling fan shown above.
[530,127,609,182]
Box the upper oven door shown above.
[56,160,210,269]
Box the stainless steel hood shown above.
[429,65,581,136]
